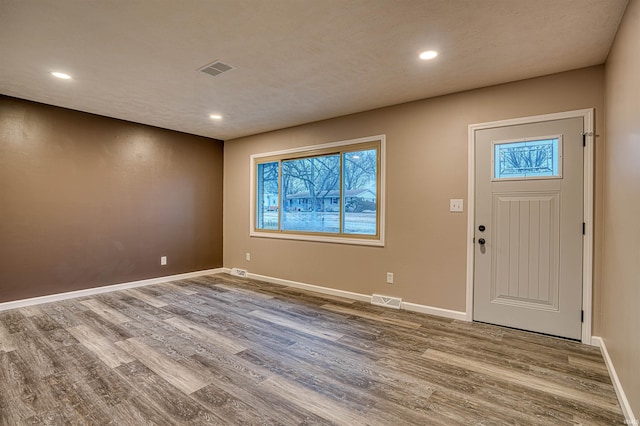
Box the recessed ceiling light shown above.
[209,114,222,120]
[51,71,72,79]
[419,50,438,60]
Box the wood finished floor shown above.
[0,274,625,425]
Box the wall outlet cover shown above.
[450,199,464,212]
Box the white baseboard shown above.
[0,268,225,312]
[227,269,467,321]
[246,271,371,302]
[400,301,467,321]
[592,336,638,425]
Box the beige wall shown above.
[603,0,640,417]
[0,96,224,303]
[224,66,604,312]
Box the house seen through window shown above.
[252,136,384,245]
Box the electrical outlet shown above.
[450,199,464,212]
[386,272,394,284]
[160,256,167,266]
[245,252,251,261]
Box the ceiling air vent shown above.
[199,60,234,77]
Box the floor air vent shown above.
[230,268,247,278]
[371,294,402,309]
[199,60,234,77]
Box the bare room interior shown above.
[0,0,638,424]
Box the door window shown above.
[492,136,562,180]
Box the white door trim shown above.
[466,109,594,344]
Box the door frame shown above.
[466,109,594,344]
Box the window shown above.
[251,135,385,246]
[492,135,562,180]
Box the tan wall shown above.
[224,66,604,312]
[603,0,640,416]
[0,96,224,303]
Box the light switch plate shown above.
[450,199,464,212]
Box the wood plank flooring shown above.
[0,273,625,425]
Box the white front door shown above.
[473,117,584,339]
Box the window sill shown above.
[250,230,385,247]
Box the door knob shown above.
[478,238,486,245]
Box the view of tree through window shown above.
[282,154,341,232]
[494,138,560,179]
[256,162,279,230]
[254,139,381,241]
[342,149,377,234]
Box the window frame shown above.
[250,135,386,246]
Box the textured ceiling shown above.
[0,0,629,141]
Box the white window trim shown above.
[249,135,386,247]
